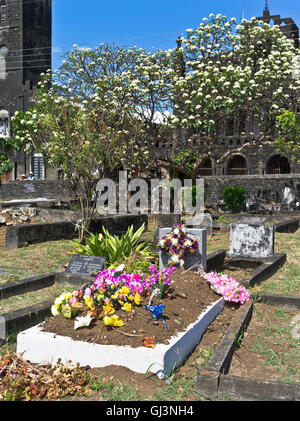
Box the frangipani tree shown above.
[275,110,300,162]
[10,45,174,240]
[155,14,300,181]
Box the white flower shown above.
[74,315,94,330]
[171,255,179,262]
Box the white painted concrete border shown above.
[17,297,224,378]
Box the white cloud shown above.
[52,46,63,54]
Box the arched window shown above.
[198,158,213,176]
[0,109,9,137]
[228,155,247,175]
[266,154,290,174]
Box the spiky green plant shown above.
[71,223,157,268]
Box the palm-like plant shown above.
[71,223,157,268]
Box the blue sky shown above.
[52,0,300,70]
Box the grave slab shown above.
[16,297,224,379]
[158,228,207,272]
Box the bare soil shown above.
[42,269,233,348]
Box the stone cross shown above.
[158,228,207,272]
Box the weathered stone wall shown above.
[5,214,149,249]
[3,175,300,212]
[202,174,300,209]
[0,180,74,201]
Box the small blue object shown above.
[144,300,168,329]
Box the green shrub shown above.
[71,224,157,268]
[222,185,247,212]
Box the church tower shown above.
[0,0,51,180]
[257,2,299,48]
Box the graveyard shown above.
[0,210,299,401]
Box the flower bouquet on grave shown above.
[51,268,153,329]
[51,290,83,319]
[158,224,199,268]
[203,272,251,305]
[147,264,177,299]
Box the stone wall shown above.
[5,214,149,250]
[202,174,300,210]
[0,180,74,201]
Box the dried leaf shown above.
[143,336,156,348]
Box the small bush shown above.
[222,185,247,212]
[71,224,157,268]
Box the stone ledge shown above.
[253,293,300,310]
[206,249,226,272]
[204,300,253,374]
[0,272,57,300]
[218,374,300,401]
[2,300,53,337]
[242,253,286,288]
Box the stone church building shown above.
[0,0,52,181]
[0,2,299,182]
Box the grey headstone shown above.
[185,213,213,237]
[238,216,266,225]
[228,223,274,259]
[158,227,207,272]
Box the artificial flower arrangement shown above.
[203,272,251,304]
[51,264,177,329]
[157,223,199,267]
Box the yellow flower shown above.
[127,294,134,302]
[134,293,141,306]
[120,286,130,296]
[84,295,95,311]
[118,300,124,306]
[103,305,115,315]
[103,316,114,326]
[122,302,132,312]
[103,314,123,327]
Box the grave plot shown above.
[194,296,300,401]
[206,218,287,288]
[16,268,226,379]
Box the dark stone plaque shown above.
[65,255,106,276]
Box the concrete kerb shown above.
[2,300,53,339]
[252,292,300,311]
[238,253,287,288]
[195,301,254,400]
[0,271,57,300]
